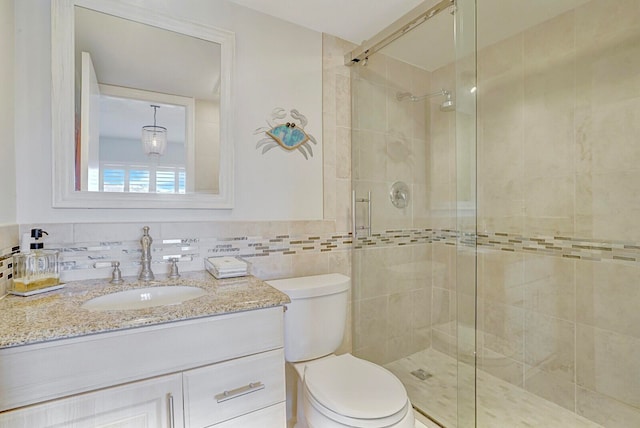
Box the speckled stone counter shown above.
[0,272,290,349]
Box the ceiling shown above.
[225,0,425,45]
[381,0,590,71]
[227,0,590,72]
[75,6,221,101]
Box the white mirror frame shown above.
[52,0,235,209]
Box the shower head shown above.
[439,91,455,112]
[396,88,455,112]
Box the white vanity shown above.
[0,273,289,427]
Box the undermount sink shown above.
[82,286,207,311]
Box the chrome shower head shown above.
[439,91,455,112]
[396,88,455,112]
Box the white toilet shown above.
[267,274,415,428]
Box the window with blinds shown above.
[100,163,185,194]
[129,169,150,193]
[156,169,176,194]
[102,168,125,193]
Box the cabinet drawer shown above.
[213,402,285,428]
[184,349,285,428]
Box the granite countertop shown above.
[0,271,290,349]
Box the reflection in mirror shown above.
[75,5,218,195]
[52,0,234,209]
[95,89,189,194]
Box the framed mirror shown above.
[52,0,235,208]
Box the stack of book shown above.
[205,256,249,279]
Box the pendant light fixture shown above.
[141,104,167,156]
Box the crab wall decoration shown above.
[254,108,318,159]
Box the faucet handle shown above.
[110,261,124,284]
[168,258,180,279]
[93,261,124,284]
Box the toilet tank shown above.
[267,274,350,362]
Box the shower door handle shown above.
[352,190,372,238]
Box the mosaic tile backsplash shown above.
[0,246,18,296]
[0,225,19,297]
[52,231,354,282]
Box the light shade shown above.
[142,104,167,156]
[141,125,167,156]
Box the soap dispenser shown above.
[11,229,62,296]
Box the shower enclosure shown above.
[349,0,640,427]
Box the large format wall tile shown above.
[576,261,640,339]
[524,312,575,382]
[576,324,640,408]
[478,249,525,307]
[523,254,575,322]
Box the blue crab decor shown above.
[255,108,318,159]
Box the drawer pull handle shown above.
[215,381,265,403]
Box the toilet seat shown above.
[304,387,412,427]
[301,354,411,427]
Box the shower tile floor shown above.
[386,348,604,428]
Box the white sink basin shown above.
[82,286,207,311]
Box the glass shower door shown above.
[474,0,640,426]
[349,0,478,425]
[454,0,477,427]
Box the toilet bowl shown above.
[267,274,414,428]
[294,354,414,427]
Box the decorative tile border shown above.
[475,231,640,264]
[354,229,640,265]
[16,226,640,282]
[354,229,459,249]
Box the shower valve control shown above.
[390,181,410,209]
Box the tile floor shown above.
[414,411,441,428]
[388,348,605,428]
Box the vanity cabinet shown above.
[0,374,184,428]
[0,306,286,427]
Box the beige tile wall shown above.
[345,0,640,424]
[474,0,640,424]
[350,47,440,364]
[478,0,640,241]
[339,0,640,425]
[353,243,432,365]
[322,34,355,236]
[351,52,432,231]
[322,34,356,355]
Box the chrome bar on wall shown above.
[344,0,454,66]
[352,190,372,237]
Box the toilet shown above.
[267,274,415,428]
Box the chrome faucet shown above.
[138,226,154,281]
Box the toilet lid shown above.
[303,354,408,419]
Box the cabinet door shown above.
[0,374,184,428]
